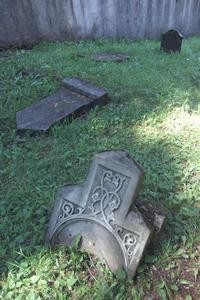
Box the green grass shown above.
[0,38,200,299]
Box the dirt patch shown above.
[147,257,200,300]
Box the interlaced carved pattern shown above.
[58,200,84,221]
[57,169,138,266]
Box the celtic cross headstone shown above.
[46,151,160,277]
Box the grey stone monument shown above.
[46,151,165,277]
[16,78,108,132]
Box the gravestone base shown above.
[92,52,130,62]
[136,201,167,237]
[46,151,166,277]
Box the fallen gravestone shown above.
[16,78,108,132]
[46,151,166,277]
[160,29,183,53]
[92,52,130,62]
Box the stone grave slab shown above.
[46,151,164,277]
[160,29,183,53]
[16,78,108,132]
[92,52,130,62]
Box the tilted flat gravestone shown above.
[16,78,108,132]
[46,151,164,277]
[92,52,130,62]
[160,29,183,53]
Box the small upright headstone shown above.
[160,29,183,53]
[46,151,166,277]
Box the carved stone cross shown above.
[46,151,156,277]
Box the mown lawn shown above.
[0,37,200,299]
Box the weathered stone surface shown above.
[160,29,183,53]
[46,151,154,277]
[136,201,167,234]
[62,78,107,100]
[92,53,130,62]
[16,78,108,132]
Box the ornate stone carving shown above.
[46,151,164,277]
